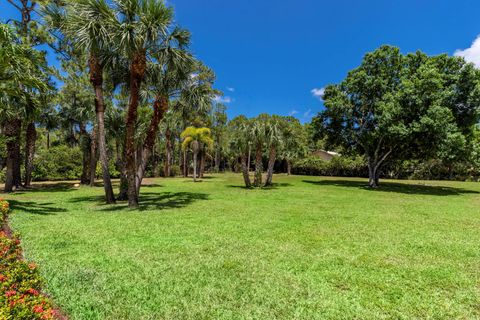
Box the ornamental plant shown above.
[0,231,59,319]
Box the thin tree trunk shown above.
[200,151,205,178]
[247,146,251,172]
[254,144,263,187]
[4,119,22,192]
[46,131,50,150]
[164,127,172,177]
[89,55,115,204]
[24,121,36,187]
[264,146,276,186]
[193,150,198,182]
[183,150,188,177]
[79,124,91,185]
[135,96,168,195]
[89,124,98,187]
[241,153,251,188]
[287,161,291,175]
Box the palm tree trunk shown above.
[264,146,276,186]
[193,150,198,182]
[241,154,251,188]
[135,96,168,195]
[164,127,172,177]
[89,55,115,204]
[254,144,263,187]
[125,51,147,208]
[24,121,36,187]
[89,124,98,187]
[247,146,251,172]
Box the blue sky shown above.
[2,0,480,122]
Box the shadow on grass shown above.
[8,199,68,215]
[11,182,77,194]
[69,191,209,212]
[303,179,479,196]
[226,182,292,190]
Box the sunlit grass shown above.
[5,174,480,319]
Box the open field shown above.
[4,174,480,319]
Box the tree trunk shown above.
[164,127,172,178]
[89,55,115,204]
[135,96,168,195]
[264,146,276,186]
[200,151,205,178]
[89,124,98,187]
[247,146,251,172]
[125,51,147,208]
[241,153,251,188]
[192,152,198,182]
[46,131,50,150]
[79,124,91,185]
[24,121,36,187]
[183,150,188,177]
[4,119,22,192]
[287,161,291,175]
[254,144,263,187]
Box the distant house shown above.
[311,150,340,161]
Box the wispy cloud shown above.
[311,87,325,100]
[303,109,312,118]
[288,109,299,116]
[226,87,235,92]
[455,35,480,67]
[213,95,232,104]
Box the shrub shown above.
[32,145,83,181]
[0,198,9,225]
[292,156,367,177]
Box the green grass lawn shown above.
[4,174,480,319]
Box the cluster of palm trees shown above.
[45,0,220,207]
[228,114,308,188]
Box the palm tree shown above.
[264,117,283,186]
[181,127,213,182]
[228,116,252,187]
[0,24,47,192]
[134,27,194,196]
[60,0,117,204]
[251,116,268,187]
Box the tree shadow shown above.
[226,182,292,190]
[8,199,68,215]
[8,182,76,195]
[69,191,209,212]
[302,179,479,196]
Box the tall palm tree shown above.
[181,127,213,182]
[60,0,117,203]
[134,27,194,195]
[109,0,175,208]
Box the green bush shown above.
[32,145,83,181]
[292,156,367,177]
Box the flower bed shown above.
[0,198,60,319]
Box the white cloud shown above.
[311,87,325,100]
[226,87,235,92]
[288,109,299,116]
[454,35,480,67]
[213,95,232,104]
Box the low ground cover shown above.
[4,174,480,319]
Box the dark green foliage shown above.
[292,156,367,177]
[32,145,83,181]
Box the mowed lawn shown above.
[4,174,480,319]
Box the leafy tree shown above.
[228,115,252,187]
[314,46,480,187]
